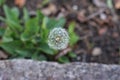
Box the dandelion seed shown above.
[48,27,69,50]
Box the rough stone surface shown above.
[0,59,120,80]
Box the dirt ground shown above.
[0,0,120,64]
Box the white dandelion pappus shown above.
[48,27,69,50]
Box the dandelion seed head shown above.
[48,27,69,50]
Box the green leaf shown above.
[68,52,77,58]
[47,18,66,30]
[3,5,22,32]
[38,43,55,55]
[23,8,29,22]
[32,53,47,61]
[15,49,29,57]
[58,56,70,63]
[42,17,48,29]
[11,7,19,19]
[0,16,5,21]
[54,18,66,27]
[15,48,34,57]
[0,40,35,58]
[39,54,47,61]
[31,35,41,44]
[68,22,79,46]
[0,27,5,37]
[21,18,39,41]
[3,5,19,22]
[0,41,23,55]
[6,19,23,33]
[0,0,6,6]
[40,17,49,41]
[25,18,39,34]
[36,10,44,23]
[2,27,14,42]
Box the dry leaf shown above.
[41,3,57,16]
[98,27,107,35]
[0,50,8,59]
[15,0,26,7]
[92,0,106,7]
[113,32,119,38]
[77,11,86,22]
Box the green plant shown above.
[0,5,79,63]
[0,27,5,37]
[0,0,6,6]
[57,22,79,63]
[68,22,79,46]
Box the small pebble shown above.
[92,47,102,56]
[72,5,78,10]
[100,13,107,20]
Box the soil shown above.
[0,0,120,64]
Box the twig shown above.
[75,49,86,54]
[55,48,72,59]
[86,8,106,20]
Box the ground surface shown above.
[0,0,120,64]
[0,59,120,80]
